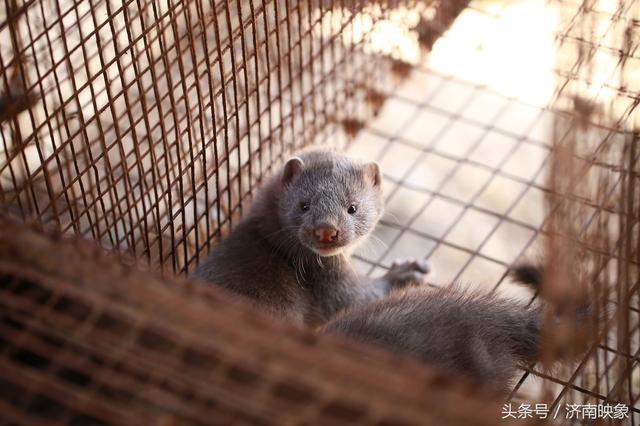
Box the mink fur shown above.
[193,149,429,326]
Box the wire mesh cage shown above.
[0,0,638,424]
[0,0,466,273]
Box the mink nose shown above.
[313,226,338,243]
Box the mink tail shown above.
[508,262,594,366]
[510,262,592,321]
[506,262,543,365]
[510,263,543,289]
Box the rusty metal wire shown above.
[342,0,639,423]
[0,219,508,425]
[1,0,452,273]
[0,0,638,424]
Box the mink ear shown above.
[282,157,304,186]
[363,162,381,188]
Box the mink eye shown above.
[347,204,357,215]
[300,202,310,212]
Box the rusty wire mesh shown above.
[0,220,508,425]
[0,0,639,424]
[341,0,639,423]
[0,0,462,273]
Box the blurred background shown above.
[0,0,638,423]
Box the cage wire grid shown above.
[0,0,419,272]
[342,0,639,422]
[0,222,512,426]
[0,0,639,424]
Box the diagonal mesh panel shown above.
[0,220,506,425]
[0,0,638,424]
[1,0,464,273]
[342,0,638,423]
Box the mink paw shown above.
[385,258,430,289]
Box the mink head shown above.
[278,150,383,257]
